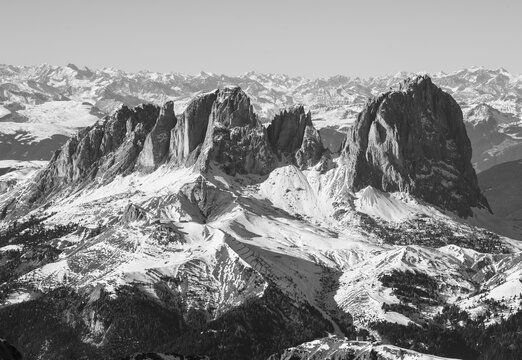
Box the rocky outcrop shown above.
[296,125,324,169]
[121,203,149,223]
[196,87,277,175]
[343,75,490,217]
[137,101,177,171]
[169,91,217,165]
[267,106,325,168]
[0,103,164,215]
[268,106,311,154]
[32,103,160,193]
[1,87,325,218]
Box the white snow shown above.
[0,101,99,142]
[355,186,421,222]
[0,244,23,252]
[0,105,10,118]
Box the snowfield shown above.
[1,101,100,142]
[2,158,520,334]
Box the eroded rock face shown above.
[121,203,148,224]
[28,103,160,198]
[169,91,217,165]
[196,87,277,175]
[1,87,325,218]
[343,75,489,217]
[137,101,177,171]
[296,124,324,169]
[268,106,311,154]
[267,106,325,169]
[169,88,281,175]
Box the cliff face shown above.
[195,87,277,175]
[1,87,326,217]
[267,106,324,169]
[2,78,487,219]
[268,106,312,154]
[137,101,177,171]
[171,88,324,175]
[169,91,217,166]
[342,75,489,217]
[30,103,161,198]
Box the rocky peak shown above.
[169,90,217,166]
[343,75,490,217]
[137,101,177,171]
[195,87,277,175]
[14,103,163,208]
[267,105,312,153]
[267,105,325,168]
[1,87,326,217]
[211,86,257,128]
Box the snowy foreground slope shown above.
[0,77,521,360]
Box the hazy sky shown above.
[2,0,521,77]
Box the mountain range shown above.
[1,64,522,171]
[1,67,522,360]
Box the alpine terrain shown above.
[1,72,522,360]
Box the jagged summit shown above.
[342,75,490,217]
[0,78,492,220]
[268,105,311,153]
[267,105,325,168]
[0,87,326,218]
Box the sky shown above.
[1,0,521,78]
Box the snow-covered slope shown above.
[0,160,47,194]
[0,77,521,360]
[270,336,460,360]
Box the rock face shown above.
[268,106,312,154]
[196,87,277,175]
[267,106,324,168]
[343,75,490,217]
[296,125,324,169]
[0,80,491,219]
[1,87,326,218]
[169,91,217,165]
[137,101,177,171]
[29,103,160,198]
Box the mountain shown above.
[1,64,522,173]
[0,76,522,360]
[341,75,489,217]
[478,160,522,233]
[465,103,522,172]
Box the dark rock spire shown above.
[342,75,490,217]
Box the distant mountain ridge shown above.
[1,64,522,173]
